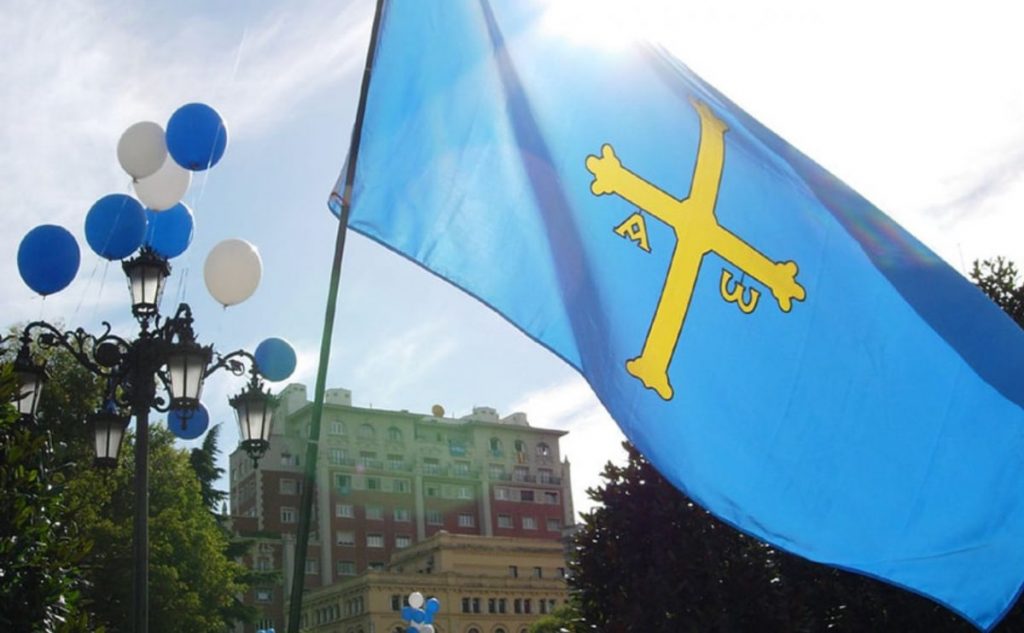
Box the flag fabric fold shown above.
[336,1,1024,628]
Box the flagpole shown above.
[286,0,386,631]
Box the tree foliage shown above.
[3,332,257,632]
[570,444,1012,632]
[970,257,1024,328]
[0,366,92,632]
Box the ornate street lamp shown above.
[91,401,129,468]
[12,332,47,420]
[122,247,171,319]
[231,372,276,467]
[8,249,273,633]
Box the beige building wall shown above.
[294,532,570,633]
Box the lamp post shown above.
[8,246,274,633]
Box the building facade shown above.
[297,531,570,633]
[229,385,574,632]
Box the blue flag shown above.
[334,1,1024,628]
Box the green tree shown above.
[971,257,1024,328]
[73,426,252,633]
[4,331,259,632]
[0,366,93,632]
[529,603,590,633]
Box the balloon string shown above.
[73,249,106,320]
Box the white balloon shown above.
[204,238,262,306]
[133,157,191,211]
[408,591,424,609]
[421,625,434,633]
[117,121,167,180]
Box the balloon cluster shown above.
[401,592,440,633]
[14,102,299,440]
[15,102,263,308]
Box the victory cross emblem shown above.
[586,99,806,400]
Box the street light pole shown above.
[7,247,277,633]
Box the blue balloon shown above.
[85,194,147,260]
[168,403,210,440]
[17,225,80,295]
[424,597,440,619]
[166,103,228,171]
[410,608,425,623]
[254,338,297,382]
[145,203,194,259]
[401,606,416,621]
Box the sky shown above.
[2,0,1023,518]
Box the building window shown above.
[509,565,518,578]
[358,424,375,440]
[366,505,384,520]
[513,466,529,482]
[547,517,561,531]
[280,452,299,466]
[539,468,553,483]
[533,566,543,578]
[461,597,471,613]
[329,420,345,436]
[336,503,354,518]
[495,487,510,500]
[514,439,526,454]
[544,491,559,504]
[387,426,403,442]
[305,559,319,575]
[392,478,411,493]
[391,594,403,611]
[488,598,497,613]
[387,454,404,470]
[514,598,523,614]
[359,450,378,467]
[368,561,385,571]
[523,516,537,530]
[280,507,296,523]
[255,557,271,571]
[279,478,298,495]
[329,448,347,465]
[423,458,440,474]
[425,484,440,497]
[524,599,532,614]
[540,599,549,614]
[472,597,481,613]
[336,531,355,546]
[367,533,384,548]
[394,507,411,522]
[457,486,473,499]
[367,477,381,491]
[457,513,475,528]
[453,460,470,476]
[255,589,272,603]
[489,464,505,479]
[489,437,503,455]
[426,511,443,525]
[335,474,351,493]
[337,560,356,576]
[396,534,412,549]
[498,599,507,614]
[520,490,535,502]
[497,514,513,529]
[536,442,550,456]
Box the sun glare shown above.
[539,0,669,49]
